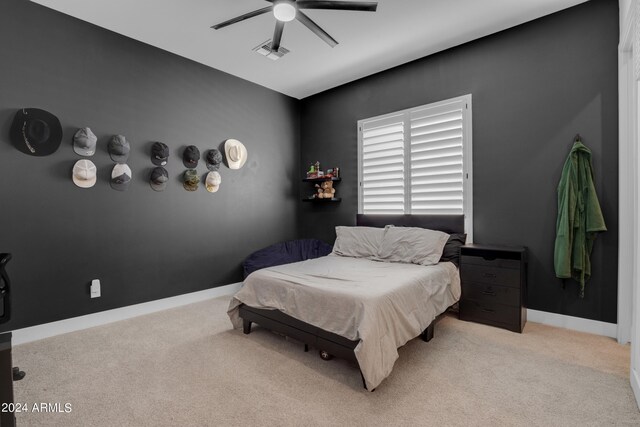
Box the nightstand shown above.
[459,244,527,333]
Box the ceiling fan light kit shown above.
[212,1,378,52]
[273,1,297,22]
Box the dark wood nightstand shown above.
[459,244,527,333]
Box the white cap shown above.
[72,159,97,188]
[224,139,247,170]
[205,171,221,193]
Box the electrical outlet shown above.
[90,279,101,298]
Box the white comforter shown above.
[228,254,461,390]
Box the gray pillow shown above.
[439,233,467,267]
[376,226,450,266]
[332,226,386,259]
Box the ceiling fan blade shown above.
[271,21,285,52]
[296,11,338,47]
[297,1,378,12]
[211,6,273,30]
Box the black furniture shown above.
[238,214,465,389]
[242,239,332,279]
[0,253,12,324]
[0,333,15,427]
[459,244,527,333]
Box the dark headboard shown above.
[356,214,465,234]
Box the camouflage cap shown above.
[183,169,199,191]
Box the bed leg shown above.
[421,322,434,342]
[242,318,252,334]
[304,344,309,352]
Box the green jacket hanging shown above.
[554,140,606,297]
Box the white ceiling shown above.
[31,0,588,99]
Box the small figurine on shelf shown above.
[315,180,336,199]
[314,161,321,174]
[306,164,318,179]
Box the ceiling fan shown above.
[211,1,378,52]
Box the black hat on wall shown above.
[151,142,169,166]
[10,108,63,156]
[183,145,200,168]
[150,166,169,192]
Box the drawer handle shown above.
[482,273,497,279]
[482,290,496,296]
[481,308,495,313]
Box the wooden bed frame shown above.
[239,214,465,390]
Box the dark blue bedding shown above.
[243,239,333,278]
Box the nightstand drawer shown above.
[462,282,520,306]
[459,299,521,330]
[460,255,520,270]
[460,264,520,288]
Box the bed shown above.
[228,214,465,391]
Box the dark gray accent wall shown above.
[0,0,299,330]
[299,0,619,323]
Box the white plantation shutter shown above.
[410,102,464,214]
[359,114,405,214]
[358,95,473,237]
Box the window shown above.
[357,95,473,239]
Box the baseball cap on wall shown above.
[108,135,130,163]
[183,169,199,191]
[111,163,132,191]
[183,145,200,168]
[151,142,169,166]
[205,171,221,193]
[206,149,222,171]
[72,159,97,188]
[150,167,169,192]
[73,127,97,156]
[10,108,63,156]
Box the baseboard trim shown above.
[632,368,640,410]
[527,309,617,338]
[11,283,242,345]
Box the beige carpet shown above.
[11,296,639,426]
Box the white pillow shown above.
[376,226,450,266]
[332,226,385,259]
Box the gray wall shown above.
[299,0,619,323]
[0,0,299,330]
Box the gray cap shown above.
[150,167,168,192]
[108,135,130,163]
[110,163,132,191]
[73,127,97,156]
[206,149,222,171]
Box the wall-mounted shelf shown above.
[302,177,341,183]
[302,197,341,203]
[302,176,341,202]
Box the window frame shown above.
[357,94,473,241]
